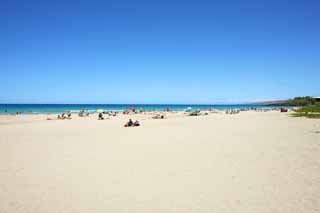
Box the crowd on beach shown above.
[226,109,240,114]
[45,108,144,127]
[4,106,295,128]
[43,106,174,127]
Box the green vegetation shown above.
[291,105,320,119]
[297,105,320,113]
[279,96,320,106]
[284,97,320,118]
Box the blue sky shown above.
[1,0,320,104]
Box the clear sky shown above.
[2,0,320,104]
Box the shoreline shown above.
[0,107,293,116]
[0,104,295,115]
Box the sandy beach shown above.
[0,111,320,213]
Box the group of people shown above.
[97,111,118,120]
[47,110,141,127]
[226,109,240,114]
[105,111,117,116]
[98,113,140,127]
[124,119,140,127]
[57,112,72,120]
[78,110,90,117]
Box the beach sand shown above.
[0,111,320,213]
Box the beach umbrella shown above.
[186,107,192,112]
[97,109,104,113]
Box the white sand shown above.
[0,111,320,213]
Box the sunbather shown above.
[134,120,140,126]
[124,119,134,127]
[152,114,164,119]
[98,112,104,120]
[58,114,65,120]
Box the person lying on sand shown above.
[47,114,57,120]
[57,113,67,120]
[152,114,164,119]
[67,112,72,119]
[189,110,201,116]
[133,120,140,126]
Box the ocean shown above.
[0,104,291,114]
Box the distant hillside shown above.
[258,100,288,105]
[264,96,320,106]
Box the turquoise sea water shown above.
[0,104,292,114]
